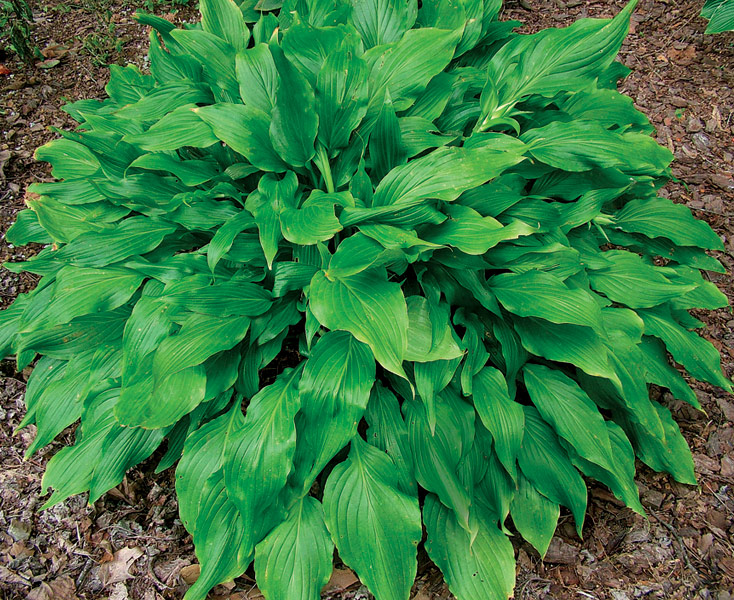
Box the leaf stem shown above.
[314,144,335,194]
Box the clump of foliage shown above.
[701,0,734,33]
[1,0,730,598]
[1,0,36,64]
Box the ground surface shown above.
[1,0,733,598]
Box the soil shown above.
[1,0,733,599]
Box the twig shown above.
[649,511,702,586]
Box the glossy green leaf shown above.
[289,331,375,497]
[472,367,523,480]
[269,44,318,167]
[372,135,527,207]
[510,472,559,558]
[518,406,587,535]
[423,494,515,600]
[323,436,422,600]
[309,268,408,378]
[254,496,334,600]
[201,0,250,52]
[491,270,603,332]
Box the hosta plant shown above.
[1,0,731,598]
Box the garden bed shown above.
[0,0,733,598]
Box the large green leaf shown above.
[323,437,422,600]
[364,384,416,495]
[195,103,287,172]
[490,270,603,332]
[509,472,559,558]
[254,496,334,600]
[639,306,732,391]
[365,26,461,111]
[518,406,587,535]
[289,331,375,497]
[423,494,515,600]
[316,39,370,153]
[371,134,526,207]
[479,1,637,125]
[53,218,176,267]
[309,267,408,378]
[523,363,615,473]
[404,394,475,533]
[472,367,523,480]
[351,0,417,48]
[201,0,249,52]
[612,197,724,250]
[521,120,672,175]
[176,406,252,600]
[269,44,318,167]
[588,250,694,309]
[224,368,302,552]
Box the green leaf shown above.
[404,394,475,533]
[269,44,318,167]
[510,472,559,558]
[309,268,408,378]
[472,367,523,480]
[422,205,536,255]
[613,197,724,250]
[423,494,515,600]
[208,211,257,271]
[405,296,463,363]
[124,105,218,151]
[54,218,177,268]
[153,312,251,381]
[523,363,616,473]
[161,280,272,317]
[176,406,252,600]
[201,0,250,52]
[479,1,637,124]
[372,134,527,207]
[289,331,375,497]
[316,39,370,152]
[323,436,422,600]
[588,250,695,309]
[364,383,416,495]
[639,306,732,391]
[521,120,672,175]
[254,497,334,600]
[24,266,144,333]
[513,317,619,383]
[518,406,587,536]
[490,270,604,332]
[366,27,461,111]
[703,0,734,33]
[35,138,101,179]
[351,0,417,48]
[89,421,166,502]
[236,44,279,113]
[195,103,287,172]
[280,194,344,245]
[224,368,302,551]
[41,389,120,508]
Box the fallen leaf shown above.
[26,576,77,600]
[0,565,29,585]
[98,547,144,587]
[179,564,201,585]
[108,582,129,600]
[323,567,359,593]
[0,64,10,75]
[36,59,60,70]
[0,149,11,181]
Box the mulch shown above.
[1,0,733,599]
